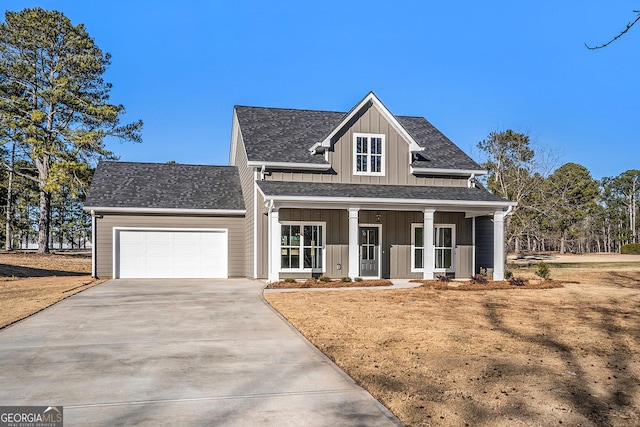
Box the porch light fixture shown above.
[376,213,382,223]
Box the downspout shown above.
[504,205,514,217]
[260,164,266,181]
[467,173,476,188]
[90,210,97,278]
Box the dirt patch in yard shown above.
[265,263,640,426]
[416,279,564,291]
[0,251,102,328]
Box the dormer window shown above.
[353,133,385,176]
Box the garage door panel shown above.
[116,229,228,279]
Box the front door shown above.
[359,227,379,277]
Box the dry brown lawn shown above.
[0,251,103,328]
[265,260,640,426]
[266,278,392,289]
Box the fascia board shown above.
[411,167,488,176]
[83,206,246,215]
[260,194,516,209]
[312,92,421,152]
[246,161,331,171]
[228,110,240,166]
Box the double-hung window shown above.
[411,224,455,272]
[281,223,325,271]
[354,133,385,176]
[411,224,424,271]
[434,226,454,271]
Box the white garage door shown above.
[116,229,228,279]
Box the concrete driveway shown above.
[0,279,401,426]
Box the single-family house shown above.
[84,92,515,281]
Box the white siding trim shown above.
[410,167,488,176]
[423,209,435,280]
[253,171,259,279]
[348,208,359,279]
[229,110,240,165]
[85,207,245,215]
[246,161,331,171]
[493,210,506,280]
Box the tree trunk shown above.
[632,179,637,243]
[560,230,566,254]
[38,189,51,254]
[35,154,51,254]
[5,143,15,251]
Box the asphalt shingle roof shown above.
[397,116,483,170]
[85,162,245,211]
[235,106,340,164]
[235,105,483,171]
[257,180,509,204]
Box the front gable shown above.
[322,100,418,184]
[310,92,422,155]
[306,91,485,185]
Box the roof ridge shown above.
[99,161,236,168]
[235,105,346,115]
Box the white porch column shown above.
[423,209,435,280]
[493,210,506,281]
[268,207,280,283]
[348,208,360,279]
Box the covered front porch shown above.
[263,205,510,283]
[256,180,515,283]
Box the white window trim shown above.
[353,132,385,176]
[411,223,424,273]
[434,224,456,273]
[279,221,326,273]
[410,223,456,273]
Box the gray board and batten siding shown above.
[267,209,474,280]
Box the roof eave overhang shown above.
[83,207,246,216]
[309,91,422,154]
[410,167,488,176]
[246,160,331,171]
[256,188,515,212]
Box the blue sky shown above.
[5,1,640,180]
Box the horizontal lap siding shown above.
[234,131,255,278]
[95,215,245,278]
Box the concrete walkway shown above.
[0,279,401,426]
